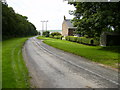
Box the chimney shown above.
[64,16,66,20]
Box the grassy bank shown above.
[37,36,119,69]
[37,36,51,40]
[2,37,30,88]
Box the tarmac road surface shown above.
[23,37,119,88]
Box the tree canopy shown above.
[69,2,120,38]
[43,31,50,37]
[2,3,38,40]
[50,32,61,37]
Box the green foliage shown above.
[2,37,30,88]
[80,37,92,44]
[65,36,99,45]
[54,36,63,40]
[50,32,61,37]
[76,37,82,43]
[49,32,62,39]
[43,38,119,68]
[69,36,78,42]
[2,3,38,40]
[43,31,50,37]
[65,36,78,42]
[70,2,120,37]
[49,35,54,38]
[84,35,89,38]
[65,36,70,41]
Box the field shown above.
[2,37,30,88]
[38,36,119,69]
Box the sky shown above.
[7,0,75,31]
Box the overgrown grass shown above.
[37,37,120,69]
[2,37,30,88]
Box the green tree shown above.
[43,31,50,37]
[69,2,120,38]
[2,3,38,40]
[50,32,61,37]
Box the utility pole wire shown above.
[41,20,48,36]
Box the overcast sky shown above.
[7,0,75,31]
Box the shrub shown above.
[69,36,78,42]
[93,38,100,45]
[80,37,100,45]
[65,36,70,41]
[76,37,82,43]
[65,36,99,45]
[84,35,89,38]
[43,31,50,37]
[49,35,54,38]
[54,36,63,40]
[80,37,92,44]
[38,31,41,35]
[51,32,61,37]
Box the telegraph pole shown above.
[41,21,45,36]
[41,20,48,36]
[45,20,48,31]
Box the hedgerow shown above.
[54,36,63,40]
[65,36,99,45]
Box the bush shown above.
[51,32,61,37]
[49,35,54,38]
[65,36,99,45]
[65,36,70,41]
[54,36,63,40]
[84,35,89,38]
[76,37,82,43]
[80,37,92,44]
[80,37,99,45]
[93,38,100,45]
[69,36,78,42]
[43,31,50,37]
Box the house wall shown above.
[62,21,68,36]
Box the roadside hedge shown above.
[49,35,54,38]
[69,36,78,42]
[54,36,63,40]
[65,36,99,45]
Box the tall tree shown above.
[69,2,120,38]
[2,3,38,40]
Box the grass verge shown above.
[37,36,119,69]
[37,36,51,40]
[2,37,30,88]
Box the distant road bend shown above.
[23,37,119,88]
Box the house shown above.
[62,16,76,36]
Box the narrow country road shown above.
[23,37,119,88]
